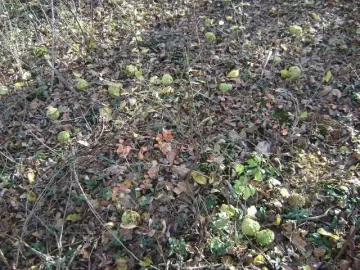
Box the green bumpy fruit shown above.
[108,85,121,97]
[241,218,260,236]
[76,79,88,90]
[288,193,306,207]
[289,25,303,36]
[121,210,141,229]
[256,229,275,246]
[161,74,173,86]
[288,66,301,79]
[205,32,216,42]
[57,131,71,144]
[46,107,60,120]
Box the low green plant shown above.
[168,237,188,259]
[282,206,310,221]
[233,155,276,199]
[209,237,231,257]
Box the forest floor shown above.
[0,0,360,269]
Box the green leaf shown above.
[191,171,207,185]
[212,214,229,229]
[219,83,232,92]
[66,213,81,222]
[254,170,262,181]
[27,191,37,202]
[14,82,25,87]
[243,185,257,199]
[299,111,308,119]
[226,69,239,78]
[235,164,245,174]
[322,71,332,83]
[139,257,152,267]
[219,204,237,217]
[317,228,339,240]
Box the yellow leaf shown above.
[317,228,339,240]
[88,38,95,48]
[26,170,36,185]
[27,191,37,202]
[99,106,112,120]
[15,82,25,87]
[273,214,281,225]
[66,213,81,222]
[191,171,207,185]
[322,71,332,83]
[253,254,265,265]
[226,69,239,78]
[73,72,82,78]
[139,256,152,267]
[309,12,320,21]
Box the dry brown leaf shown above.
[172,164,190,178]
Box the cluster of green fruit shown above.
[241,217,275,246]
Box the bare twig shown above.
[49,0,56,92]
[45,59,79,95]
[0,248,10,268]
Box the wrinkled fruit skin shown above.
[241,218,260,236]
[47,107,60,120]
[76,79,88,90]
[289,25,303,36]
[161,74,173,86]
[205,32,216,42]
[288,66,301,79]
[121,210,140,227]
[288,193,306,207]
[57,131,71,144]
[256,229,275,246]
[108,86,120,97]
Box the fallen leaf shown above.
[166,151,177,166]
[322,71,332,83]
[66,213,81,222]
[313,247,326,258]
[117,140,132,158]
[227,69,240,78]
[139,257,153,267]
[148,166,159,179]
[26,169,36,185]
[291,232,307,251]
[172,165,190,178]
[27,191,37,202]
[317,228,339,240]
[281,128,288,136]
[162,129,174,142]
[191,170,207,185]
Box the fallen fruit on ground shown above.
[205,32,216,42]
[161,74,173,86]
[121,210,141,229]
[46,107,60,120]
[108,85,121,97]
[256,229,275,246]
[57,131,71,144]
[289,25,303,36]
[76,79,88,90]
[288,193,306,207]
[241,218,261,236]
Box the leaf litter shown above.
[0,0,359,269]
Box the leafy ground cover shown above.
[0,0,360,269]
